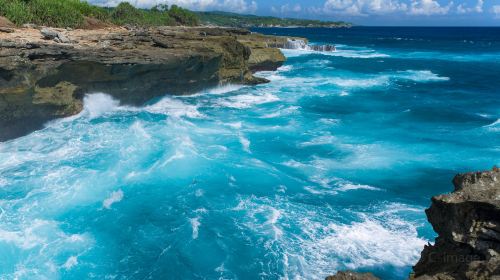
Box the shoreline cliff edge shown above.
[0,24,301,141]
[327,167,500,280]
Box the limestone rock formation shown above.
[413,167,500,280]
[0,26,287,141]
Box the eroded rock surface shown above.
[0,26,288,141]
[413,167,500,280]
[325,271,380,280]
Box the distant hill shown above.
[196,11,351,28]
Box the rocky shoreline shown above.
[0,23,300,141]
[327,167,500,280]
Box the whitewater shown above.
[0,27,499,279]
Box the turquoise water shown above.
[0,27,499,279]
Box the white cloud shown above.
[456,0,483,14]
[320,0,408,16]
[88,0,258,13]
[493,5,500,16]
[408,0,453,15]
[281,4,302,13]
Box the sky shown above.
[88,0,500,26]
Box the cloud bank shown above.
[306,0,489,17]
[88,0,258,13]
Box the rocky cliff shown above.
[326,167,499,280]
[0,25,288,141]
[413,167,500,280]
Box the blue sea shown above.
[0,27,499,279]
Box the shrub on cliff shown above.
[0,0,104,27]
[168,5,199,26]
[0,0,31,26]
[0,0,200,28]
[110,2,176,26]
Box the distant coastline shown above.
[197,11,352,28]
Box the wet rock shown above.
[55,33,72,44]
[325,271,380,280]
[0,26,289,141]
[40,28,73,43]
[0,27,14,33]
[40,28,59,40]
[413,167,500,280]
[310,44,336,52]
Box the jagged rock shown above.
[40,28,73,43]
[413,167,500,280]
[40,27,59,40]
[0,26,288,141]
[310,44,336,52]
[237,34,291,71]
[0,27,14,33]
[55,33,72,43]
[325,271,380,280]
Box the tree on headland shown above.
[0,0,200,28]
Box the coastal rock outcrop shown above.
[325,271,380,280]
[413,167,500,280]
[325,167,499,280]
[0,26,287,141]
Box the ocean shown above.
[0,27,499,279]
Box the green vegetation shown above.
[0,0,199,28]
[0,1,346,29]
[196,11,351,28]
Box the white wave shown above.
[0,219,92,278]
[300,135,336,147]
[195,189,204,197]
[303,185,338,196]
[129,121,151,139]
[318,118,341,125]
[336,183,381,192]
[484,118,500,127]
[217,93,279,109]
[0,177,8,188]
[260,106,300,119]
[484,119,500,131]
[340,76,391,88]
[239,135,251,153]
[206,84,246,95]
[144,96,204,118]
[82,93,120,119]
[396,70,450,82]
[477,113,492,118]
[226,122,243,129]
[158,150,186,167]
[62,256,78,270]
[277,65,294,72]
[266,208,283,239]
[233,196,427,279]
[280,48,389,59]
[254,71,286,81]
[102,189,124,209]
[190,217,201,239]
[309,217,426,269]
[282,159,309,169]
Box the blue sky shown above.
[88,0,500,26]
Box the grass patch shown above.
[0,0,199,28]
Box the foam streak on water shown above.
[1,27,499,279]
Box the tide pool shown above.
[0,27,499,279]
